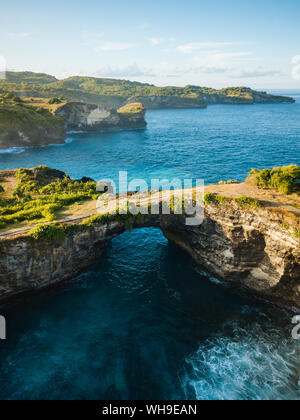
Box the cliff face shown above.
[0,125,66,149]
[0,202,299,307]
[0,105,66,149]
[0,102,147,149]
[55,102,147,131]
[126,96,207,109]
[203,90,295,105]
[252,92,295,103]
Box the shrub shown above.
[48,97,63,105]
[218,180,239,185]
[247,165,300,195]
[29,224,67,242]
[204,193,228,205]
[0,185,4,193]
[0,166,99,230]
[234,195,261,210]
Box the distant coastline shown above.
[0,71,295,149]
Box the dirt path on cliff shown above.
[0,184,299,239]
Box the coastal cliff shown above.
[0,188,299,307]
[0,98,146,149]
[0,102,66,149]
[126,96,207,109]
[129,89,295,108]
[55,102,147,131]
[202,88,295,105]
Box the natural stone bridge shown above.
[0,190,299,308]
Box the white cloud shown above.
[8,32,29,38]
[230,68,282,78]
[150,37,165,46]
[94,63,154,78]
[292,55,300,80]
[178,42,245,54]
[94,42,134,52]
[193,52,251,73]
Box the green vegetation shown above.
[28,209,148,242]
[280,222,300,238]
[29,223,71,242]
[0,71,293,109]
[218,180,239,185]
[0,92,23,105]
[0,185,4,194]
[118,102,145,114]
[247,165,300,195]
[0,98,65,132]
[234,195,261,210]
[47,97,64,105]
[4,71,58,85]
[0,166,99,230]
[204,193,228,205]
[204,193,261,210]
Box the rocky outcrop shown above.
[0,124,66,149]
[0,200,299,307]
[0,102,146,149]
[252,91,295,104]
[203,92,295,105]
[126,96,207,109]
[126,90,294,109]
[55,102,146,131]
[0,106,66,149]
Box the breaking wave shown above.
[181,320,300,400]
[0,147,25,154]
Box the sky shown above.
[1,0,300,89]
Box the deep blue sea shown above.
[0,95,300,400]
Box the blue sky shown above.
[1,0,300,88]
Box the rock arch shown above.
[0,203,299,307]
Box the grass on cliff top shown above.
[117,102,145,114]
[0,95,65,130]
[21,97,67,114]
[247,165,300,195]
[0,166,99,231]
[204,192,261,210]
[27,210,148,242]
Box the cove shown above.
[0,98,300,400]
[0,228,299,400]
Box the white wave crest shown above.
[0,147,26,154]
[181,320,300,400]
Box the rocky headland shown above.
[55,102,147,131]
[0,96,146,149]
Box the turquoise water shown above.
[0,97,300,400]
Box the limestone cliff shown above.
[0,101,147,149]
[55,102,147,131]
[126,96,207,109]
[203,90,295,105]
[0,199,299,307]
[126,89,294,108]
[0,105,66,149]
